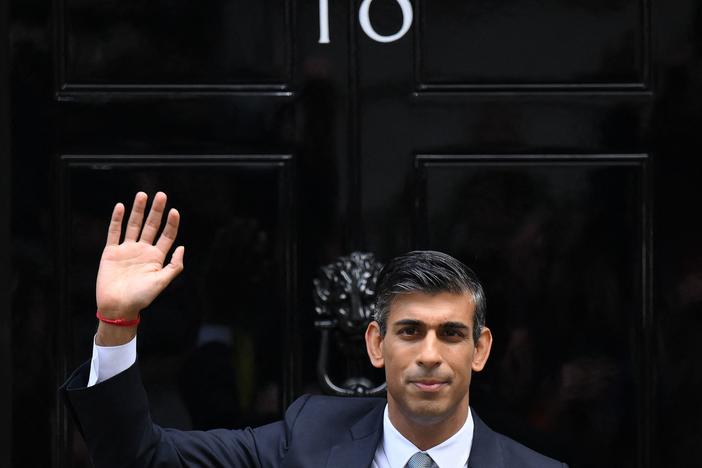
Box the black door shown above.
[6,1,702,467]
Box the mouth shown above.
[411,380,448,392]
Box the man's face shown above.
[365,291,492,427]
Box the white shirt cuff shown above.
[87,335,137,387]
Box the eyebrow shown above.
[393,319,422,328]
[441,321,469,330]
[391,319,470,330]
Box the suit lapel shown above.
[320,404,502,468]
[325,402,384,468]
[467,409,504,468]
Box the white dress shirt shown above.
[371,404,473,468]
[87,335,138,386]
[88,338,474,467]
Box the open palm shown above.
[95,192,185,319]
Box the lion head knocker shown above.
[314,252,387,396]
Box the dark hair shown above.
[373,250,486,343]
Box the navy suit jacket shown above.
[61,361,568,468]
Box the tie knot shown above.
[406,451,436,468]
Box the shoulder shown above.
[274,395,385,465]
[285,394,385,425]
[494,432,567,468]
[471,410,567,468]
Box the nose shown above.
[416,332,442,369]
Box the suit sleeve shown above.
[60,360,302,468]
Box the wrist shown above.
[95,306,140,321]
[95,321,138,347]
[96,310,141,327]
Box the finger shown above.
[158,246,185,285]
[105,203,125,246]
[139,191,167,244]
[124,192,148,242]
[170,245,185,270]
[155,208,180,255]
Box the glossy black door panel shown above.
[59,0,291,89]
[58,155,296,467]
[417,0,648,89]
[416,154,649,466]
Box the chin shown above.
[405,400,453,425]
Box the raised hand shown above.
[95,192,185,323]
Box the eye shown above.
[398,327,418,336]
[441,328,466,340]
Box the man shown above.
[61,192,568,467]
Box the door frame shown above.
[0,0,12,463]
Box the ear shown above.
[471,326,493,372]
[365,321,385,369]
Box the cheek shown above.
[448,348,475,380]
[382,346,411,381]
[383,363,406,398]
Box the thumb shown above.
[158,246,185,285]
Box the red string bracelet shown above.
[96,310,141,327]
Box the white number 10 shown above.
[319,0,414,44]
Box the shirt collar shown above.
[382,404,474,468]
